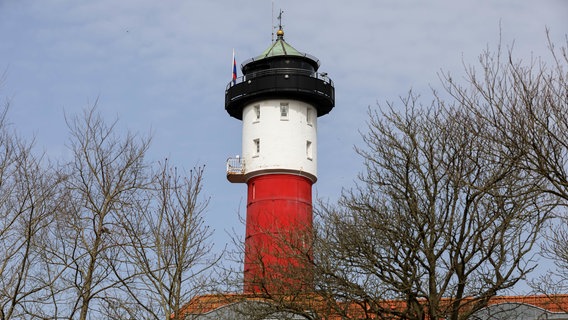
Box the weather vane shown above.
[277,9,284,30]
[271,5,284,42]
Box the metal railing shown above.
[226,68,333,90]
[226,157,245,175]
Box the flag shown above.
[232,49,237,85]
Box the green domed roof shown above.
[243,28,320,71]
[255,30,304,59]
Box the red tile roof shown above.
[179,293,568,319]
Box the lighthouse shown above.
[225,24,334,294]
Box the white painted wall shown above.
[242,99,318,181]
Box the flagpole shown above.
[232,49,237,85]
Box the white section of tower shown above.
[241,98,318,182]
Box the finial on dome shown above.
[276,9,284,40]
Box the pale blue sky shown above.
[1,0,566,292]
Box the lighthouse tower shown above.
[225,24,334,294]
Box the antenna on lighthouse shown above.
[277,9,284,31]
[272,7,284,42]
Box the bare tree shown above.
[226,95,554,320]
[0,104,63,320]
[42,106,151,319]
[312,93,553,320]
[112,161,218,320]
[0,91,221,318]
[441,33,568,300]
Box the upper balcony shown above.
[226,157,245,183]
[225,68,335,120]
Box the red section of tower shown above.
[243,174,313,294]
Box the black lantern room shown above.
[225,28,335,120]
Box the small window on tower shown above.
[253,139,260,157]
[306,140,313,160]
[254,105,260,121]
[280,103,289,120]
[306,107,313,126]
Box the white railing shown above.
[226,157,245,175]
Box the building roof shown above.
[179,294,568,320]
[487,295,568,313]
[472,295,568,320]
